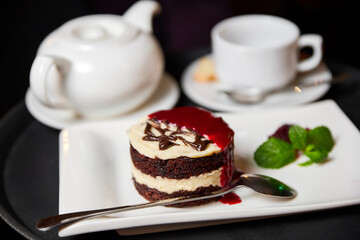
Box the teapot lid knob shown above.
[73,25,107,41]
[57,15,139,46]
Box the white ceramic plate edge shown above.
[58,99,360,237]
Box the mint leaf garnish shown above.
[304,146,328,163]
[254,137,296,169]
[254,124,335,168]
[289,125,307,150]
[307,126,334,152]
[298,160,313,167]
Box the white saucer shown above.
[25,73,180,129]
[181,55,332,112]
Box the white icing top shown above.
[127,117,221,159]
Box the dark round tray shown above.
[1,52,360,239]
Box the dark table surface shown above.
[0,48,360,240]
[1,1,360,239]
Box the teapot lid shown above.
[56,15,139,47]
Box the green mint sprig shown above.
[254,125,335,169]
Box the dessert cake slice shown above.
[127,106,234,207]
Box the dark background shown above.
[1,0,359,238]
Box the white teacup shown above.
[211,14,323,90]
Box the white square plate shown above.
[59,100,360,237]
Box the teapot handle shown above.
[30,55,69,107]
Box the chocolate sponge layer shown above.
[133,179,221,207]
[130,144,225,179]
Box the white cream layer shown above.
[131,163,222,194]
[127,117,221,159]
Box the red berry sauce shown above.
[149,107,234,150]
[219,192,242,205]
[269,124,292,142]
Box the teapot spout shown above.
[123,0,161,33]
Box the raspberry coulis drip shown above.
[269,124,292,142]
[148,107,234,150]
[219,170,243,205]
[219,192,242,205]
[220,143,234,187]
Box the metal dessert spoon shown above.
[36,173,296,231]
[220,73,348,104]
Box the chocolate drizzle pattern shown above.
[143,118,212,151]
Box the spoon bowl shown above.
[36,173,296,231]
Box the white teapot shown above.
[30,0,164,118]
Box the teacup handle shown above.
[30,55,69,107]
[297,34,323,72]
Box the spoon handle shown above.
[278,72,349,93]
[36,174,296,231]
[36,185,236,231]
